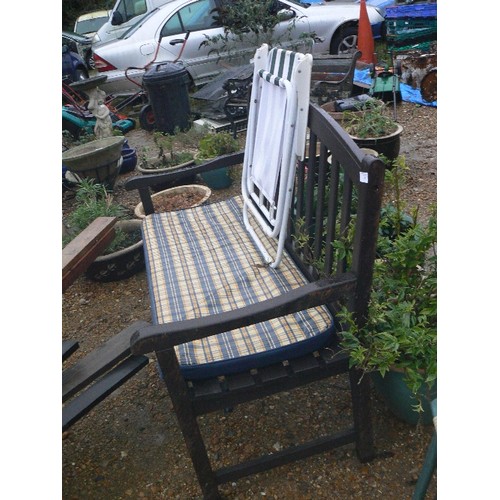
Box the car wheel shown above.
[74,68,89,81]
[330,26,359,55]
[139,104,155,131]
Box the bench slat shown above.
[62,355,149,431]
[62,340,79,362]
[62,320,149,402]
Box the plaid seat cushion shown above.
[141,196,334,379]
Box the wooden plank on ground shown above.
[62,340,79,361]
[62,320,149,402]
[62,354,149,431]
[62,216,117,292]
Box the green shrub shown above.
[63,179,133,254]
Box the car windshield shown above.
[75,17,109,34]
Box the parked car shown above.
[62,44,89,84]
[93,0,170,45]
[74,9,111,39]
[63,31,94,70]
[93,0,386,95]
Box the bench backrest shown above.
[286,103,385,323]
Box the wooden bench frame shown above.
[124,103,385,498]
[62,216,149,431]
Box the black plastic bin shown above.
[142,62,191,134]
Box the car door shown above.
[155,0,254,85]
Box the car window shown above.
[75,17,109,34]
[160,0,219,37]
[116,0,148,23]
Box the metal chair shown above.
[242,44,312,268]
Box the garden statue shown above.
[87,86,114,139]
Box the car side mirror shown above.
[277,8,295,22]
[62,44,69,54]
[111,11,124,26]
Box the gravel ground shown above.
[62,100,437,499]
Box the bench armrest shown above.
[130,275,356,355]
[124,150,245,216]
[124,151,245,192]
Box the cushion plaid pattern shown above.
[141,196,334,379]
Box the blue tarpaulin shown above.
[354,68,436,107]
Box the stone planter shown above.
[134,184,211,218]
[85,219,145,282]
[62,136,125,189]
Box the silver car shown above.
[93,0,385,95]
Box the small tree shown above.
[201,0,314,60]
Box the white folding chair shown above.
[241,44,312,268]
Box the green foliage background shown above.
[62,0,113,31]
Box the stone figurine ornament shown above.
[87,86,114,139]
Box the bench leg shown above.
[349,369,376,462]
[156,349,221,500]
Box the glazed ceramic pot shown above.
[349,124,404,162]
[371,370,437,426]
[85,219,145,282]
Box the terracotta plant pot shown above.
[134,184,211,218]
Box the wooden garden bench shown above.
[123,42,385,495]
[62,216,150,431]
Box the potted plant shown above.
[337,156,437,425]
[133,184,211,218]
[341,99,404,161]
[137,127,205,191]
[63,179,145,282]
[196,131,241,189]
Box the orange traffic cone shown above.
[357,0,376,65]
